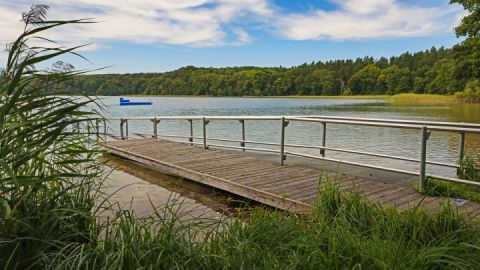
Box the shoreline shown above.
[100,94,459,104]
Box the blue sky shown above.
[0,0,464,73]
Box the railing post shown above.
[280,117,289,165]
[152,117,159,139]
[419,126,428,193]
[86,120,91,135]
[202,117,209,149]
[95,119,100,136]
[120,118,124,140]
[320,122,326,157]
[188,119,193,145]
[104,119,107,136]
[125,119,129,140]
[239,120,245,151]
[457,131,466,177]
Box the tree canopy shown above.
[51,46,474,96]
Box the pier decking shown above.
[105,138,480,217]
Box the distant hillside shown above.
[51,45,478,96]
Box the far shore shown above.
[106,93,460,104]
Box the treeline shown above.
[54,42,478,97]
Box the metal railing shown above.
[104,115,480,192]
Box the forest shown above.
[49,3,480,98]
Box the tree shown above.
[450,0,480,94]
[451,0,480,39]
[377,66,413,94]
[348,64,381,95]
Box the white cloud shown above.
[276,0,461,41]
[0,0,270,48]
[0,0,463,50]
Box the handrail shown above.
[305,115,480,129]
[103,115,480,191]
[105,114,480,126]
[288,117,480,133]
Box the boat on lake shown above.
[119,97,152,106]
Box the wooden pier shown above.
[105,138,480,217]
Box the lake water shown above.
[100,96,480,179]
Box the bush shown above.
[455,80,480,103]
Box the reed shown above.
[0,5,103,268]
[43,177,480,269]
[389,93,457,103]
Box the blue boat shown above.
[119,97,152,106]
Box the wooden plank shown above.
[105,139,469,217]
[229,167,316,186]
[256,172,322,190]
[222,167,291,183]
[384,191,424,207]
[105,144,312,213]
[192,155,260,170]
[378,188,419,204]
[199,159,269,175]
[367,187,410,202]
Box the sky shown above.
[0,0,465,73]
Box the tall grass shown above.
[389,93,457,103]
[425,155,480,201]
[40,178,480,269]
[0,5,103,269]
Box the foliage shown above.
[32,178,480,269]
[425,155,480,202]
[459,155,480,181]
[451,0,480,39]
[49,46,471,97]
[0,5,102,268]
[455,80,480,103]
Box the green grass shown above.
[388,93,457,103]
[36,178,480,269]
[424,155,480,202]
